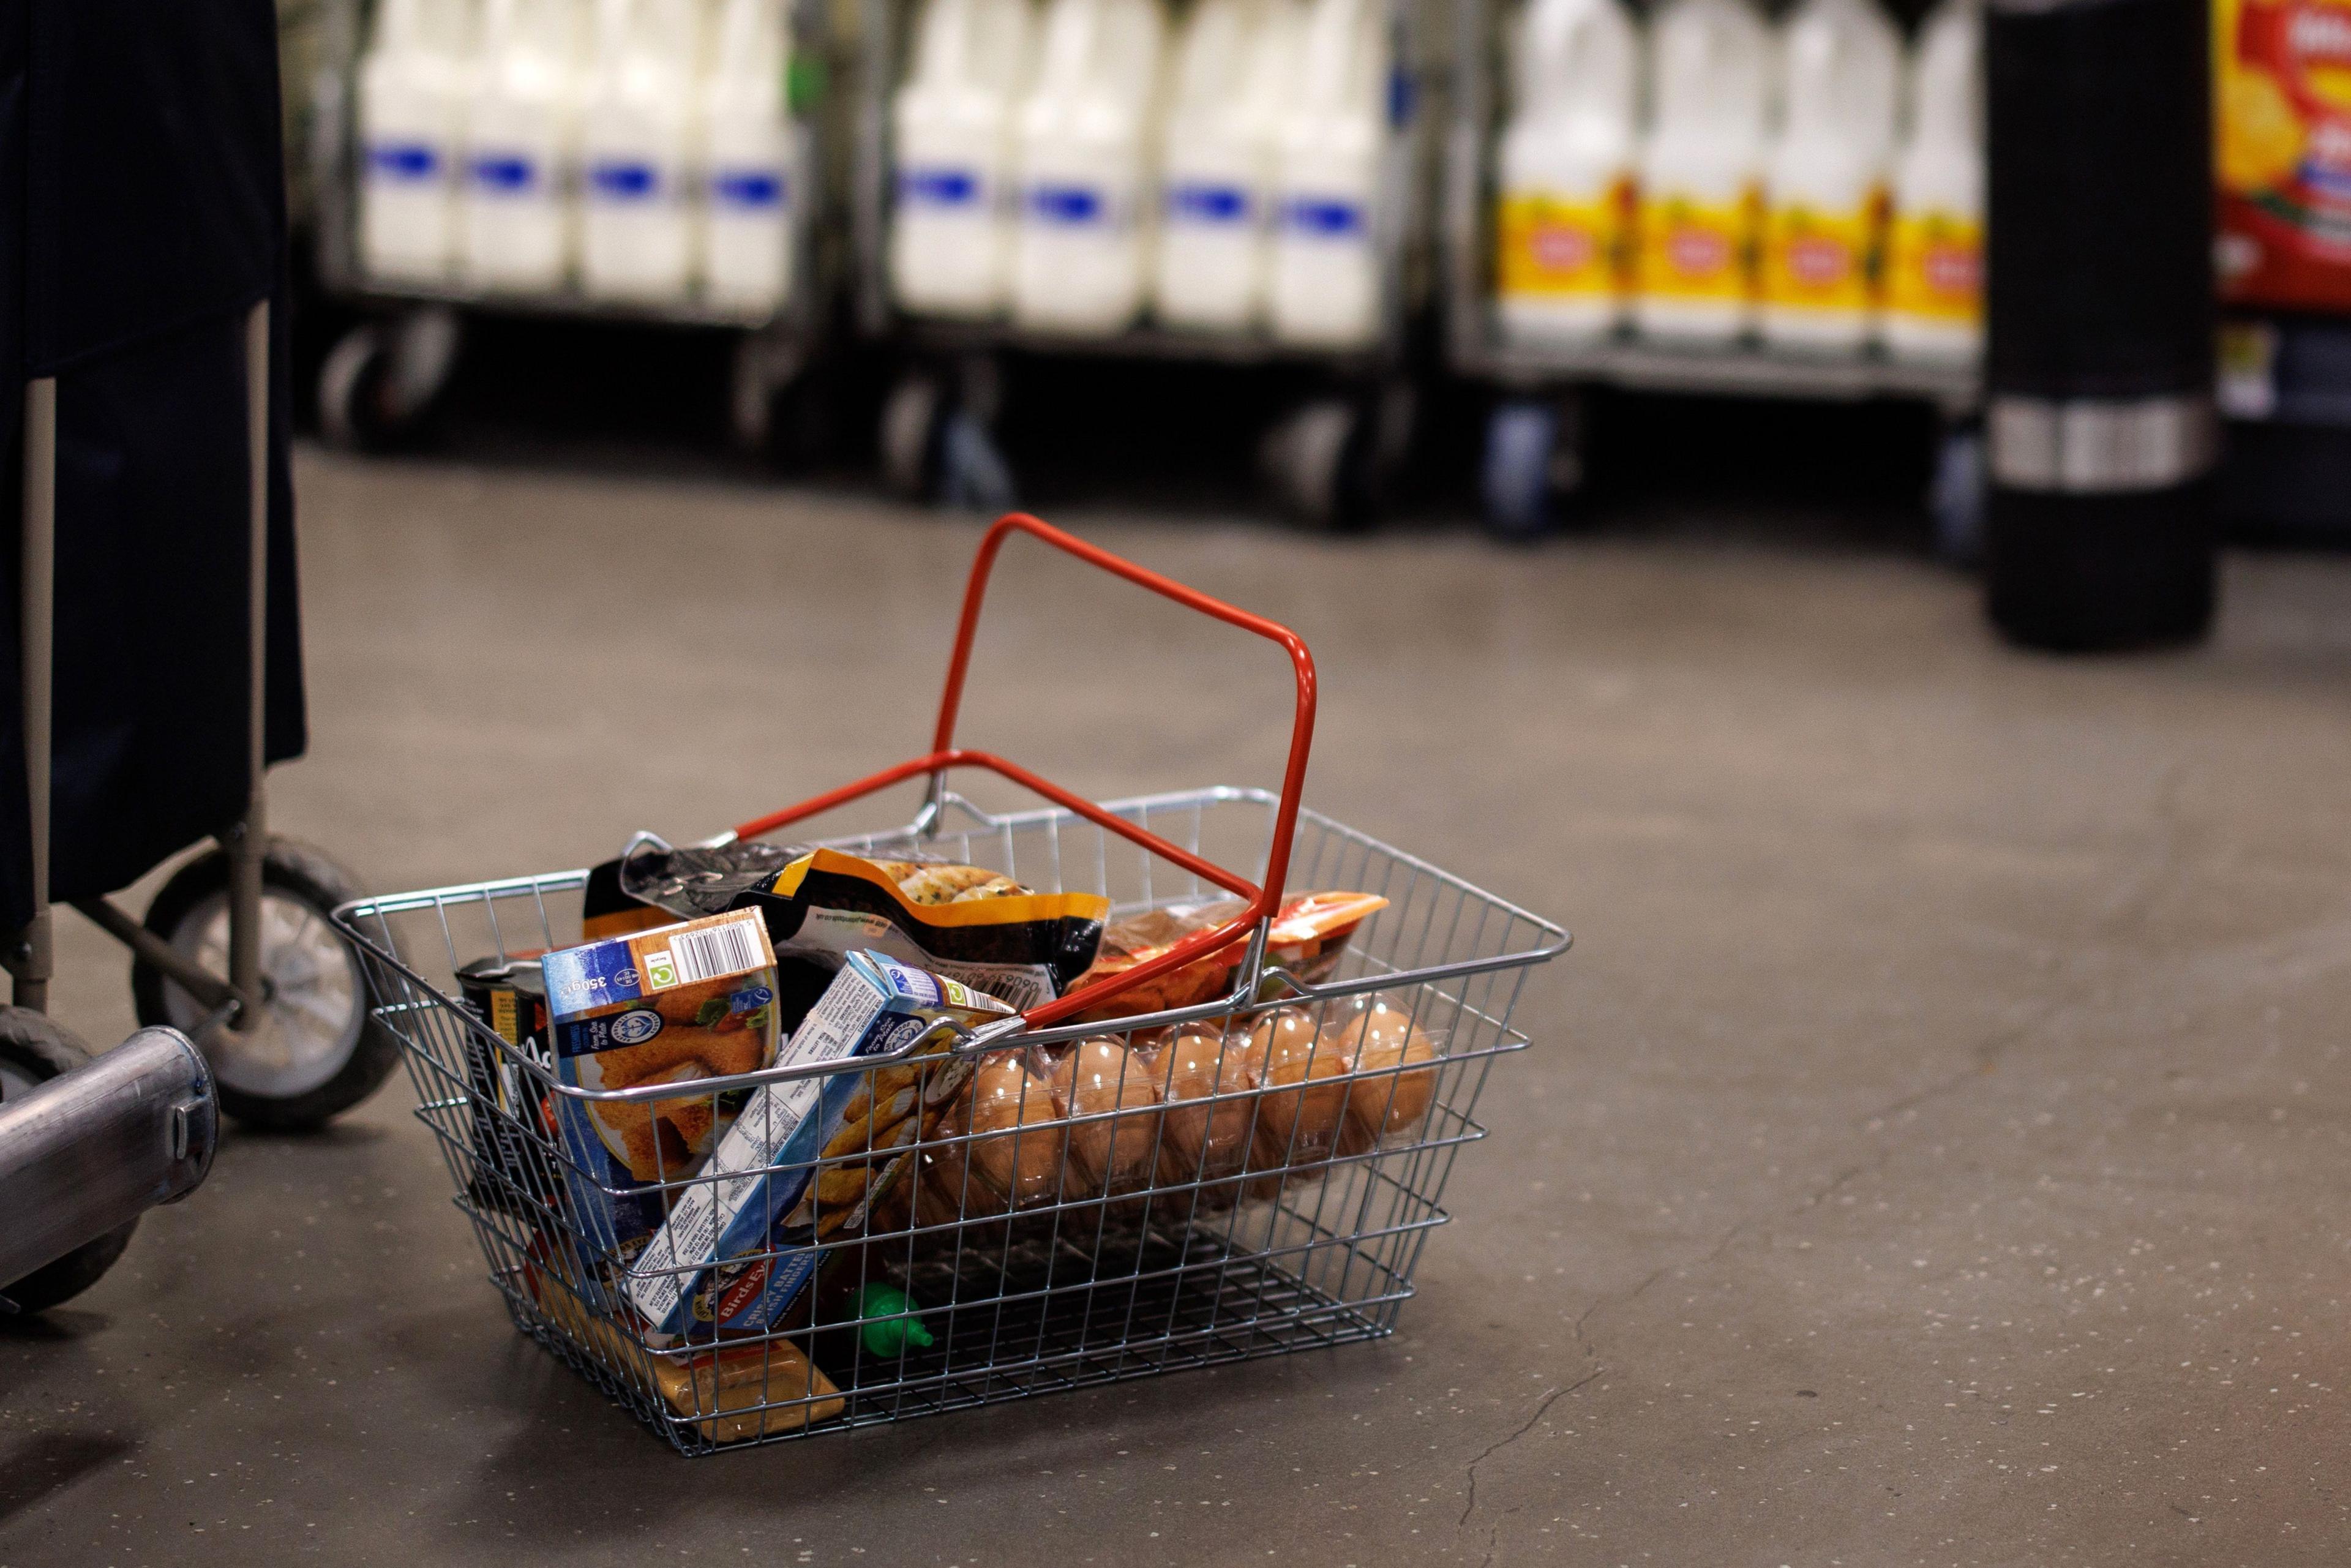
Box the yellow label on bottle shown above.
[1761,201,1878,312]
[1495,186,1628,299]
[1635,190,1757,303]
[1884,209,1982,324]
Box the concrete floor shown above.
[5,449,2350,1566]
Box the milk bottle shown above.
[579,0,708,301]
[890,0,1038,317]
[358,0,474,282]
[1758,0,1900,351]
[700,0,799,312]
[462,0,586,290]
[1152,0,1300,331]
[1269,0,1388,346]
[1493,0,1641,343]
[1632,0,1771,344]
[1881,0,1983,363]
[1010,0,1169,332]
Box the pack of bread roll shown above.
[1322,992,1442,1155]
[1049,1037,1164,1195]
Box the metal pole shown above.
[17,379,56,1015]
[224,301,269,1027]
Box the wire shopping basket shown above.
[335,515,1569,1455]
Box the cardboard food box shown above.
[541,909,781,1263]
[626,950,1015,1343]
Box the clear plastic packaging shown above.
[1048,1037,1164,1195]
[1321,991,1443,1155]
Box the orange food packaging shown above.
[1062,892,1389,1024]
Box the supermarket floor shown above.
[8,448,2351,1567]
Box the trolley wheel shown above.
[1480,393,1588,539]
[317,306,462,450]
[1263,398,1372,531]
[731,334,830,467]
[0,1010,138,1313]
[1929,424,1987,567]
[879,372,946,501]
[129,838,397,1132]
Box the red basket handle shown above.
[727,513,1317,1030]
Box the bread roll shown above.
[1141,1022,1259,1188]
[1325,994,1440,1154]
[1247,1008,1351,1170]
[1051,1037,1164,1194]
[961,1050,1068,1207]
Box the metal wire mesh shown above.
[336,788,1565,1454]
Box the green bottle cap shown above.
[855,1283,935,1358]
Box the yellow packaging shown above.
[1883,209,1983,325]
[1635,189,1758,302]
[1494,184,1629,300]
[1760,200,1879,313]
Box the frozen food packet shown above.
[1062,891,1390,1023]
[625,950,1017,1346]
[721,849,1106,1024]
[541,910,782,1266]
[616,835,814,920]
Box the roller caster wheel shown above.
[1263,398,1373,531]
[879,372,1016,512]
[317,305,462,450]
[0,1011,138,1313]
[130,838,397,1131]
[1929,425,1986,567]
[1480,394,1585,539]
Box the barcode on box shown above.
[647,916,765,989]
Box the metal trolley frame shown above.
[336,512,1569,1453]
[1441,0,1983,537]
[847,0,1437,526]
[303,0,842,456]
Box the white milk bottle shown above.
[1152,0,1300,331]
[1269,0,1387,346]
[1010,0,1169,332]
[891,0,1037,316]
[700,0,798,312]
[579,0,708,301]
[1492,0,1640,343]
[462,0,586,290]
[358,0,474,282]
[1632,0,1771,345]
[1758,0,1900,351]
[1881,0,1983,362]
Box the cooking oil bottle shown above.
[700,0,798,313]
[1758,0,1900,352]
[1632,0,1771,345]
[579,0,708,301]
[462,0,587,290]
[890,0,1038,317]
[358,0,474,282]
[1010,0,1169,332]
[1152,0,1301,331]
[1269,0,1388,347]
[1881,0,1983,362]
[1493,0,1641,343]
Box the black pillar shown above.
[1983,0,2218,650]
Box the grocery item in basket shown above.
[926,1049,1067,1212]
[1245,1007,1350,1171]
[542,910,782,1259]
[626,951,1015,1343]
[623,845,1106,1024]
[1324,992,1441,1155]
[454,952,560,1215]
[1049,1037,1164,1194]
[1141,1019,1261,1192]
[1063,891,1389,1023]
[528,1261,844,1441]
